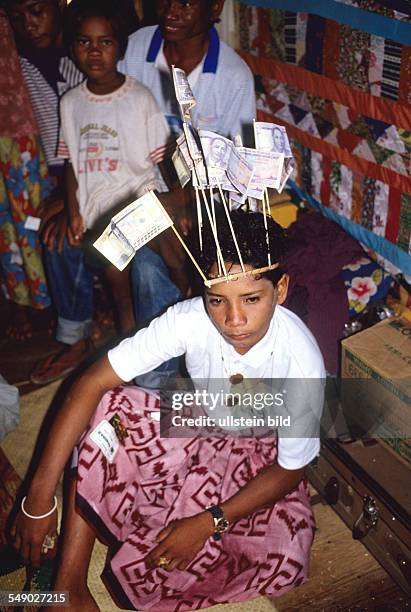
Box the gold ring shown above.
[157,556,171,568]
[41,534,57,554]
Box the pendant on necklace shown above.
[229,373,244,385]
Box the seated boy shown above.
[12,210,325,612]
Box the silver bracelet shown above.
[21,496,58,520]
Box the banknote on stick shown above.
[172,67,196,120]
[94,192,173,271]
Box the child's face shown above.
[7,0,64,49]
[154,0,223,44]
[204,264,289,355]
[72,16,121,84]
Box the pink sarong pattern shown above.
[76,386,315,611]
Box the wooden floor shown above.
[276,492,410,611]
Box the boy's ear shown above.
[276,274,289,305]
[210,0,225,22]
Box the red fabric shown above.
[0,11,37,138]
[239,51,411,131]
[385,188,401,244]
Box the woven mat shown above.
[1,383,278,612]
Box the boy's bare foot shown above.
[30,338,94,385]
[6,304,33,342]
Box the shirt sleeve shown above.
[107,303,188,381]
[276,376,325,469]
[277,437,320,470]
[56,96,71,161]
[56,129,69,160]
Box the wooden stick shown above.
[199,186,227,276]
[217,181,245,273]
[263,188,272,266]
[207,263,279,286]
[195,187,203,252]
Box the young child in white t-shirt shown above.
[57,0,170,333]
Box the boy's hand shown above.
[67,213,84,247]
[42,211,69,254]
[145,513,214,571]
[157,190,192,237]
[39,197,65,232]
[10,497,58,568]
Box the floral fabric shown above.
[341,256,393,315]
[0,136,51,309]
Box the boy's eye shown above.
[31,7,45,17]
[101,39,114,46]
[76,38,90,46]
[208,297,223,305]
[245,296,260,304]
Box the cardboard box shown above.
[340,317,411,465]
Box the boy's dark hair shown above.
[64,0,129,57]
[196,209,288,286]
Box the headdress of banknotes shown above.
[171,66,294,287]
[93,66,294,288]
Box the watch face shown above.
[215,517,230,533]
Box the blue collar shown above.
[146,26,220,74]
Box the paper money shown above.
[199,130,231,170]
[254,121,293,157]
[183,123,203,163]
[239,147,284,192]
[172,67,196,120]
[226,147,255,195]
[191,159,209,189]
[176,133,194,170]
[172,147,191,188]
[278,157,295,193]
[228,190,247,206]
[94,192,173,271]
[93,223,136,271]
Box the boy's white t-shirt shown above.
[58,76,170,230]
[108,298,326,470]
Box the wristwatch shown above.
[206,505,230,540]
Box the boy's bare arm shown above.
[12,357,123,565]
[157,187,193,236]
[41,161,81,252]
[151,229,190,296]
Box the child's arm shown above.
[65,161,84,246]
[11,356,123,567]
[146,463,305,571]
[151,229,190,296]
